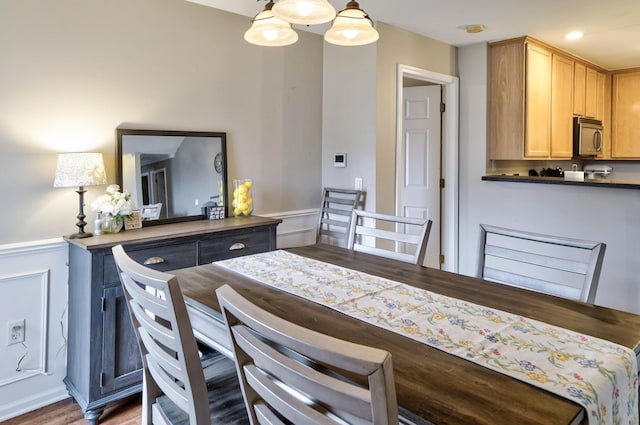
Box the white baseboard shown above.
[0,386,69,422]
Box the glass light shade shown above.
[53,152,107,188]
[245,2,298,46]
[324,1,379,46]
[272,0,336,25]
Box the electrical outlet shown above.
[7,319,25,346]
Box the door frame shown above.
[395,64,459,272]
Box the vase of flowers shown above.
[91,184,135,234]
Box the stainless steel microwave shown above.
[573,117,603,157]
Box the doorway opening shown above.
[395,64,459,272]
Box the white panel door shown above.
[397,85,441,268]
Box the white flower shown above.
[91,184,136,218]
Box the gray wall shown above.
[0,0,323,245]
[458,43,640,314]
[321,22,457,216]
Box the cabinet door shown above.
[551,54,574,158]
[525,43,551,157]
[612,71,640,158]
[596,72,606,122]
[100,286,143,395]
[585,67,598,118]
[489,41,525,160]
[573,63,586,116]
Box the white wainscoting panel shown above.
[0,269,49,385]
[263,208,319,248]
[0,238,70,421]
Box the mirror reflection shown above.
[116,129,227,225]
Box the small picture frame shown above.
[209,206,225,220]
[124,210,143,230]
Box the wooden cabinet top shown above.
[490,36,609,73]
[64,216,282,251]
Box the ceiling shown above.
[187,0,640,70]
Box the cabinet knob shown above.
[229,243,246,251]
[143,256,165,265]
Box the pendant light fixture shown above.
[245,1,298,46]
[272,0,336,25]
[324,1,379,46]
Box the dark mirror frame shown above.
[116,128,228,226]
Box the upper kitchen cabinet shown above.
[490,37,572,160]
[611,69,640,158]
[574,63,606,121]
[574,63,586,117]
[551,54,574,158]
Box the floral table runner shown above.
[216,250,639,425]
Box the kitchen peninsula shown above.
[482,174,640,189]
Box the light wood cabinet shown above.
[574,62,586,116]
[525,43,552,157]
[489,37,572,160]
[489,40,525,160]
[574,63,605,120]
[612,69,640,158]
[551,54,574,158]
[585,67,598,118]
[596,72,606,122]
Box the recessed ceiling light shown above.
[565,31,583,40]
[466,24,485,34]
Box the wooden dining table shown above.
[173,243,640,425]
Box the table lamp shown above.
[53,152,108,239]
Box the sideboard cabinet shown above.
[63,216,281,424]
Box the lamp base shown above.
[68,231,93,239]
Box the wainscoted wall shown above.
[0,212,316,420]
[0,239,70,421]
[267,209,319,248]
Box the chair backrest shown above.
[317,187,364,247]
[347,210,432,265]
[216,284,399,425]
[477,224,606,303]
[141,203,163,220]
[112,244,209,425]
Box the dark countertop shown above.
[482,175,640,189]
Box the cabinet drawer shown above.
[199,229,271,263]
[103,242,198,285]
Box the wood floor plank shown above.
[3,395,141,425]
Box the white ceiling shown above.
[187,0,640,70]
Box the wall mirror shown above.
[116,129,228,225]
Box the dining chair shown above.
[112,245,249,425]
[216,284,399,425]
[141,203,163,220]
[347,210,432,265]
[317,187,365,247]
[477,224,606,303]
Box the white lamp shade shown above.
[53,152,108,188]
[324,2,379,46]
[245,4,298,47]
[272,0,336,25]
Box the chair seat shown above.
[155,356,249,425]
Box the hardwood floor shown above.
[3,395,142,425]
